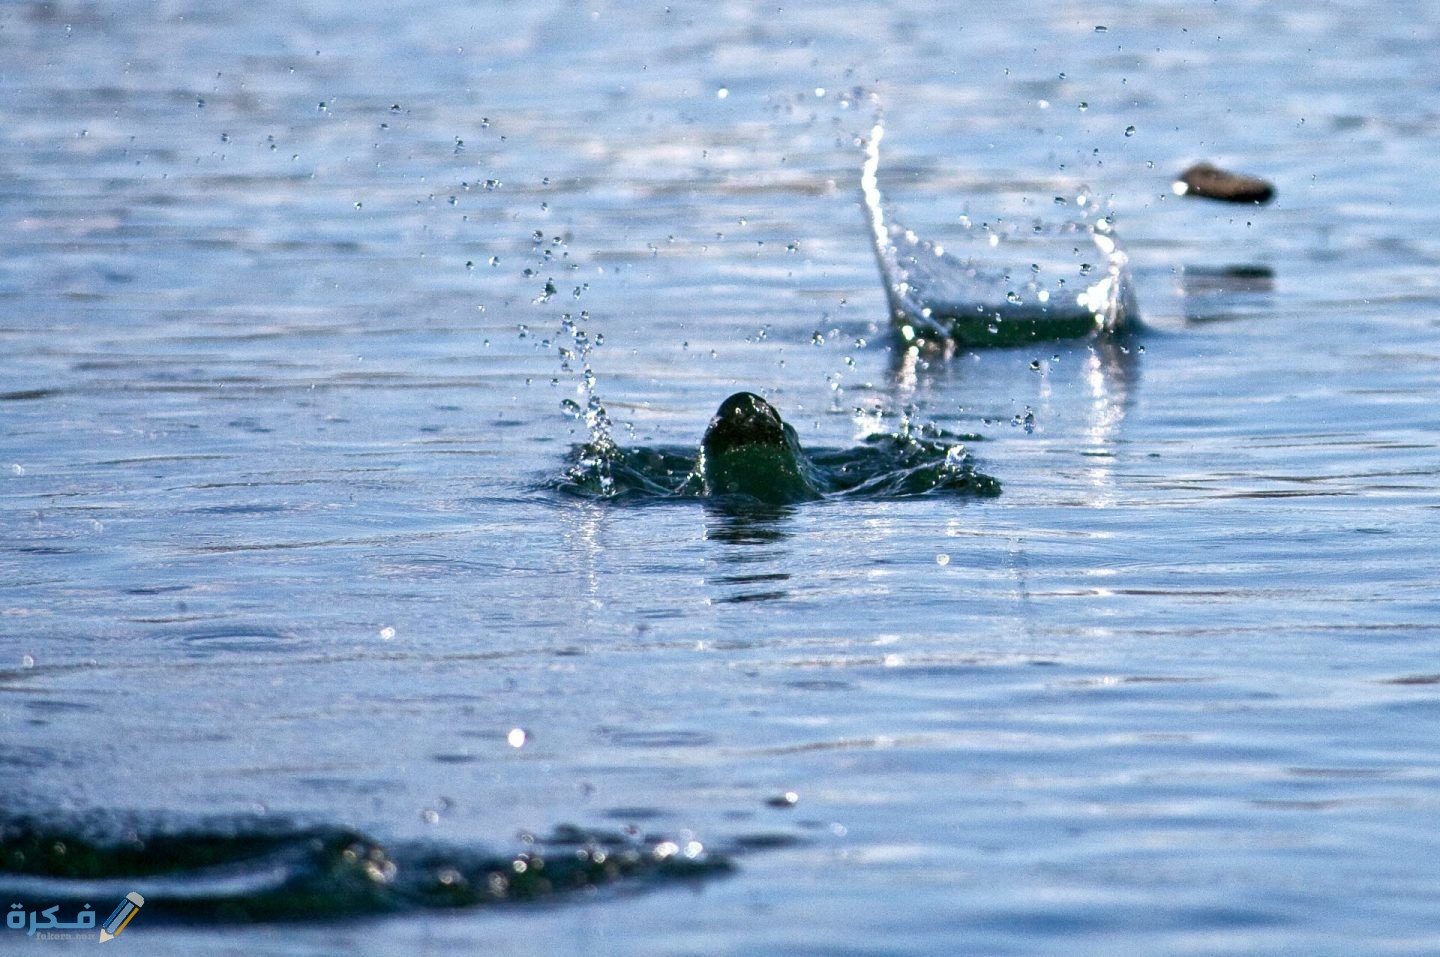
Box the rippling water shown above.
[4,0,1440,953]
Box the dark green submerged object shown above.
[695,392,825,504]
[691,391,1000,505]
[556,392,1000,504]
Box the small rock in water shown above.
[1174,162,1275,204]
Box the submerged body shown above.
[556,392,1000,503]
[694,392,823,504]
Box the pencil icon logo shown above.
[98,892,144,943]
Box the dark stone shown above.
[1175,162,1275,204]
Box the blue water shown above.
[3,0,1440,953]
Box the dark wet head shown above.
[696,392,818,504]
[701,392,790,457]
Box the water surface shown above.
[3,1,1440,954]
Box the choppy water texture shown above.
[3,1,1440,954]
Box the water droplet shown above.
[507,728,528,748]
[936,554,950,566]
[716,87,729,99]
[1125,125,1136,137]
[20,655,34,669]
[379,626,395,640]
[1078,101,1089,111]
[1094,24,1108,32]
[561,398,582,418]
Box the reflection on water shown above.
[562,502,608,619]
[703,504,795,605]
[1078,338,1141,506]
[888,332,1140,430]
[1179,264,1278,325]
[884,330,1141,507]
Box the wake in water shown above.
[862,119,1140,347]
[0,815,731,922]
[554,393,999,505]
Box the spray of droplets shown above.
[557,310,616,494]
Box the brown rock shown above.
[1174,162,1275,204]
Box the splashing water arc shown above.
[861,120,1140,347]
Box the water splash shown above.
[554,428,999,504]
[0,815,731,922]
[861,119,1139,347]
[557,310,616,495]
